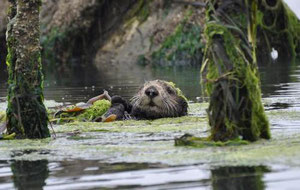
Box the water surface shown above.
[0,60,300,189]
[1,160,300,190]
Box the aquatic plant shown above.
[52,99,111,124]
[78,100,111,121]
[175,134,250,148]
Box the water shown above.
[0,60,300,189]
[0,65,202,104]
[0,60,298,105]
[0,160,300,190]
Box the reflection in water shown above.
[1,160,278,190]
[11,160,49,190]
[211,166,270,190]
[49,160,166,177]
[0,160,12,187]
[0,160,299,189]
[259,60,298,97]
[11,149,51,158]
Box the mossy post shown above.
[202,0,271,141]
[6,0,50,139]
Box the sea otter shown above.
[103,80,188,120]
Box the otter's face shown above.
[130,80,188,119]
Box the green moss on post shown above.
[6,0,50,139]
[202,0,270,142]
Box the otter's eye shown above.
[167,87,175,95]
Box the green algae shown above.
[202,1,270,142]
[0,102,300,167]
[67,135,97,141]
[188,102,209,114]
[0,133,16,140]
[1,130,300,167]
[267,109,300,120]
[175,134,250,148]
[77,100,111,121]
[166,81,188,102]
[53,99,111,123]
[52,102,208,133]
[146,9,204,66]
[0,111,5,122]
[56,116,206,134]
[6,0,50,139]
[203,22,270,141]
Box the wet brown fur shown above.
[130,80,188,119]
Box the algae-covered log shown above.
[6,0,50,138]
[202,0,270,141]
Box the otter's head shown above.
[130,80,188,119]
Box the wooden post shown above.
[202,0,270,141]
[6,0,50,139]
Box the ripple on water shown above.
[1,160,300,190]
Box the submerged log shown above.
[6,0,50,138]
[202,0,270,141]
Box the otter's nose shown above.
[145,86,159,98]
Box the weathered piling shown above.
[202,0,270,141]
[6,0,50,138]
